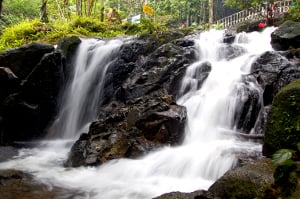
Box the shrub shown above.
[0,19,49,51]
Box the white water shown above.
[0,28,275,199]
[51,39,123,138]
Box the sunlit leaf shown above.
[272,149,295,166]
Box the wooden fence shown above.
[216,0,293,28]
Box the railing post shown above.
[216,0,290,29]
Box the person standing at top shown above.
[266,2,275,26]
[108,8,121,24]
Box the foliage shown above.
[271,143,299,197]
[285,0,300,22]
[0,15,171,51]
[3,0,39,19]
[272,149,295,166]
[211,22,224,30]
[0,19,48,50]
[0,0,40,31]
[224,0,265,9]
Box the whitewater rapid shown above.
[0,28,275,199]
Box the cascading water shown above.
[0,28,275,199]
[51,39,123,138]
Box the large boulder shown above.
[65,95,187,167]
[208,158,275,199]
[0,67,19,103]
[0,38,81,145]
[271,20,300,51]
[0,43,54,79]
[66,32,195,167]
[0,51,64,143]
[250,51,300,106]
[263,79,300,157]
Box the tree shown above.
[40,0,48,22]
[0,0,3,19]
[224,0,265,10]
[208,0,213,24]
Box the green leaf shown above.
[297,142,300,151]
[272,149,295,166]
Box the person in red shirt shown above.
[258,20,266,29]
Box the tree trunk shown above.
[87,0,91,16]
[200,0,206,24]
[63,0,70,19]
[55,0,65,19]
[40,0,49,22]
[208,0,213,24]
[0,0,3,19]
[100,0,104,21]
[76,0,82,15]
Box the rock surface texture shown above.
[0,38,81,145]
[271,20,300,51]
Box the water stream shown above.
[0,28,275,199]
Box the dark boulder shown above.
[65,32,196,167]
[65,95,187,167]
[0,67,19,103]
[0,42,54,79]
[236,20,262,33]
[263,79,300,157]
[135,98,186,144]
[0,51,64,144]
[250,51,300,106]
[221,45,246,60]
[223,31,235,44]
[0,37,81,145]
[56,36,81,80]
[271,20,300,51]
[232,76,262,134]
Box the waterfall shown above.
[51,39,123,138]
[0,28,275,199]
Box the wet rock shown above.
[0,67,19,103]
[65,33,196,167]
[232,76,262,134]
[221,45,246,60]
[251,105,272,135]
[0,42,54,79]
[1,52,63,144]
[0,169,83,199]
[271,20,300,51]
[0,147,18,162]
[153,190,212,199]
[236,20,261,33]
[250,51,300,106]
[223,31,235,44]
[263,79,300,157]
[66,95,187,167]
[56,36,81,80]
[208,158,275,199]
[0,46,64,145]
[136,103,186,144]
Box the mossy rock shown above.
[263,79,300,157]
[208,158,275,199]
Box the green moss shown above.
[264,79,300,157]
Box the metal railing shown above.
[216,0,292,28]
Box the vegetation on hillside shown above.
[0,0,299,51]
